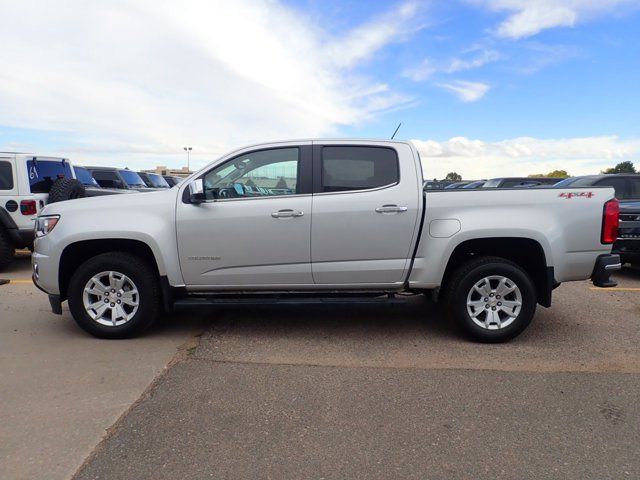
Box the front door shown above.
[176,145,313,287]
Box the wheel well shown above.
[59,239,160,300]
[441,238,553,307]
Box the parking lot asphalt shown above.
[0,253,205,480]
[2,255,640,479]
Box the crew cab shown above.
[32,140,620,342]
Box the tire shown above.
[48,178,86,203]
[67,252,160,338]
[0,228,15,272]
[443,256,537,343]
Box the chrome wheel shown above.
[466,275,522,330]
[82,271,140,327]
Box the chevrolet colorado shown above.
[32,140,621,342]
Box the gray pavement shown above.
[2,254,639,479]
[0,255,204,480]
[73,266,640,479]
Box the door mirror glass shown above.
[189,179,205,203]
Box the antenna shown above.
[391,122,402,139]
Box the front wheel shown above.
[67,252,160,338]
[443,256,537,343]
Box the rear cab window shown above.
[627,178,640,199]
[320,146,399,193]
[26,159,73,193]
[595,177,628,199]
[0,161,13,190]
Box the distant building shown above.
[143,166,192,178]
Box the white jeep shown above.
[0,153,85,271]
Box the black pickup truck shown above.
[555,174,640,265]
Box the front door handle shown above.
[375,205,408,214]
[271,209,304,218]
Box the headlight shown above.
[36,215,60,237]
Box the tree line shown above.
[439,161,636,182]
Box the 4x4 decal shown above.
[558,191,595,199]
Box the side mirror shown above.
[188,179,206,204]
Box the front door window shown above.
[203,148,299,199]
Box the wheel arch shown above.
[58,239,162,301]
[440,237,555,307]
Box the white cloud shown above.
[446,49,502,72]
[403,59,437,81]
[0,0,421,170]
[470,0,637,39]
[411,135,640,179]
[404,49,500,82]
[436,81,490,102]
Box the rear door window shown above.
[0,161,13,190]
[320,146,399,193]
[595,177,628,199]
[26,159,73,193]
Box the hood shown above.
[41,187,177,216]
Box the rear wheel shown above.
[443,256,537,343]
[0,228,15,271]
[68,252,160,338]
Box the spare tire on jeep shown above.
[48,178,86,203]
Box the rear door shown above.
[310,142,421,285]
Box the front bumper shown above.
[31,249,60,296]
[591,254,621,288]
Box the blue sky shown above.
[1,0,639,178]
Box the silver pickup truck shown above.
[32,140,621,342]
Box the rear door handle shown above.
[375,205,408,214]
[271,209,304,218]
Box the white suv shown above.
[0,153,85,271]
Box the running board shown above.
[173,293,408,307]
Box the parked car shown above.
[462,180,487,189]
[32,140,619,343]
[73,166,134,197]
[163,175,184,187]
[87,167,153,192]
[424,180,455,190]
[554,174,640,265]
[444,181,472,189]
[0,153,85,270]
[482,177,560,188]
[138,172,171,189]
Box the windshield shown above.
[148,173,170,188]
[26,159,74,193]
[118,169,146,188]
[74,166,100,187]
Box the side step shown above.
[173,293,409,307]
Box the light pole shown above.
[183,146,192,172]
